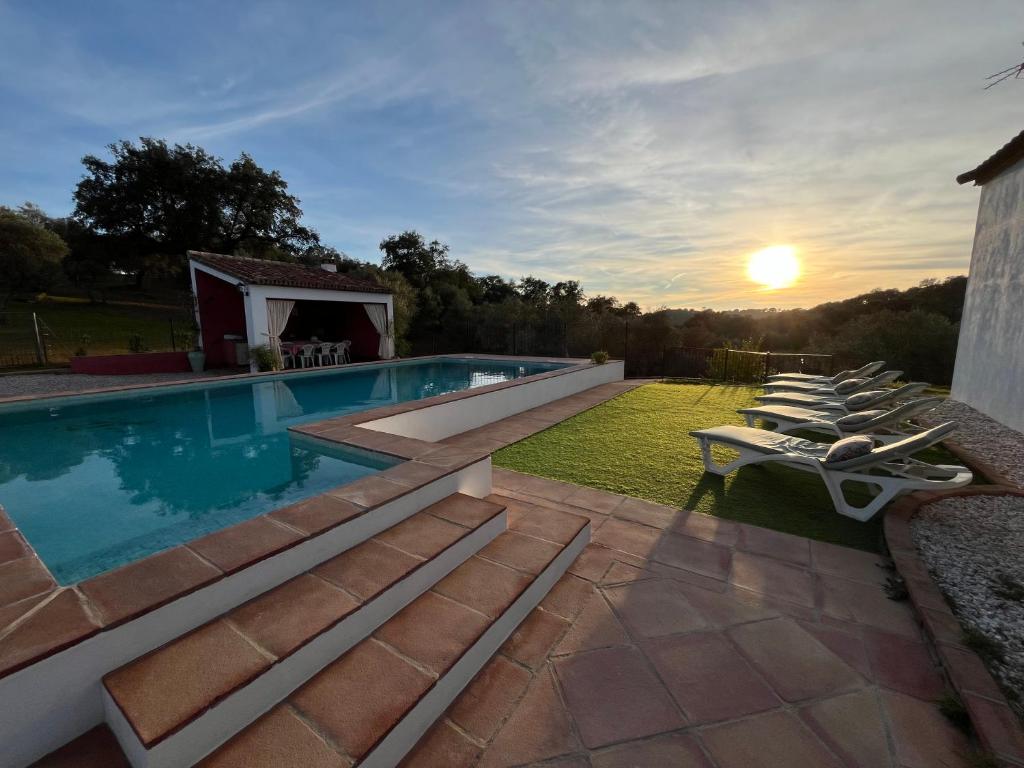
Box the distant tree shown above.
[379,231,451,288]
[517,276,551,305]
[73,138,323,285]
[0,206,69,310]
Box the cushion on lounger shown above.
[833,377,867,395]
[824,435,874,464]
[846,390,883,409]
[835,409,887,427]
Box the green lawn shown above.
[494,382,894,551]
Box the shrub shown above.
[591,350,609,365]
[127,333,148,353]
[249,344,278,372]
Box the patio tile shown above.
[673,580,780,628]
[434,556,530,618]
[799,621,872,678]
[590,732,713,768]
[0,590,49,634]
[0,555,55,610]
[429,493,504,528]
[327,476,409,509]
[0,507,13,533]
[882,690,972,768]
[799,689,891,768]
[0,588,101,676]
[188,517,304,574]
[478,669,579,767]
[554,592,631,655]
[292,640,432,761]
[563,485,626,515]
[479,530,562,575]
[198,706,349,768]
[268,495,363,535]
[448,655,531,741]
[700,709,843,768]
[737,524,811,566]
[374,511,468,559]
[566,543,617,581]
[30,725,130,768]
[729,618,864,702]
[399,720,479,768]
[554,646,685,748]
[507,503,587,545]
[79,547,221,626]
[228,574,359,658]
[641,631,779,724]
[375,591,489,675]
[104,620,270,746]
[501,606,570,669]
[492,467,528,490]
[614,497,678,529]
[811,540,888,585]
[600,560,656,585]
[513,473,577,501]
[729,551,816,607]
[817,573,920,637]
[540,573,595,620]
[861,628,945,699]
[313,538,421,601]
[669,510,740,548]
[650,531,731,581]
[0,530,29,565]
[603,579,707,638]
[592,518,661,559]
[921,606,967,646]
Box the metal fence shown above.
[661,348,836,384]
[0,311,189,369]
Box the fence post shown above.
[170,318,176,352]
[623,319,629,372]
[723,349,730,381]
[764,352,770,381]
[32,313,48,366]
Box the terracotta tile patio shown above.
[414,465,979,768]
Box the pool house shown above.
[188,251,396,370]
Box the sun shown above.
[747,245,801,290]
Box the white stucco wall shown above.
[951,160,1024,432]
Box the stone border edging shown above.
[885,485,1024,766]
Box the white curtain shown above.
[266,299,295,368]
[364,303,395,358]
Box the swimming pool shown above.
[0,357,568,583]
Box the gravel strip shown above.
[0,371,227,399]
[912,494,1024,711]
[921,399,1024,487]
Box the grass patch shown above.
[494,381,959,553]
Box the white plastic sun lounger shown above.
[766,361,885,385]
[762,369,901,395]
[755,382,929,413]
[737,397,943,440]
[689,422,972,521]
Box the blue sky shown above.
[1,1,1021,309]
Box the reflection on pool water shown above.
[0,357,568,583]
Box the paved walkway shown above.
[405,466,975,767]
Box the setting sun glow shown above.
[747,245,801,290]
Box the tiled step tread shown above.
[103,494,506,749]
[199,512,589,768]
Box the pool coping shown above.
[0,356,607,680]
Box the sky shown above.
[1,1,1021,310]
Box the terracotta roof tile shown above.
[188,251,390,293]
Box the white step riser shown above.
[105,509,507,768]
[362,521,591,768]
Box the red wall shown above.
[195,270,247,367]
[345,303,382,360]
[71,352,191,375]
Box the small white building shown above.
[187,251,395,371]
[953,130,1024,431]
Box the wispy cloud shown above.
[0,0,1018,309]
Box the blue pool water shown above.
[0,358,567,583]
